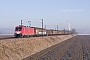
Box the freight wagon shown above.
[46,29,53,36]
[52,30,59,35]
[59,30,70,35]
[31,27,47,36]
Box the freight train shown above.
[14,25,71,38]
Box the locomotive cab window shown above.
[15,27,22,31]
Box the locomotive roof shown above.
[16,26,46,29]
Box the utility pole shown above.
[42,19,43,38]
[21,20,23,26]
[64,28,65,34]
[68,22,70,34]
[57,25,58,30]
[68,22,70,31]
[57,25,59,34]
[44,25,46,29]
[28,21,31,27]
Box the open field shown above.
[23,35,90,60]
[0,35,74,60]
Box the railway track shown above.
[0,35,15,40]
[0,34,71,40]
[22,35,90,60]
[0,37,15,40]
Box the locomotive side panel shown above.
[22,27,35,35]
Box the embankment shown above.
[0,35,75,60]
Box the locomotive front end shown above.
[14,26,22,37]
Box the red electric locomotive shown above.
[14,25,34,37]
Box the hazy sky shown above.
[0,0,90,33]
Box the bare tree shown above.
[71,28,77,34]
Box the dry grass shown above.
[0,35,75,60]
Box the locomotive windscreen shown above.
[15,27,22,31]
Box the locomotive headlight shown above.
[16,32,20,34]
